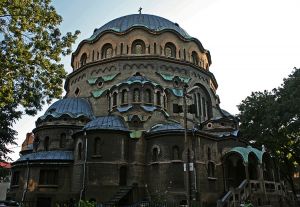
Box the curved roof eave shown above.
[71,26,211,67]
[13,151,74,164]
[37,113,93,123]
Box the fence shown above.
[54,201,202,207]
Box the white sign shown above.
[189,163,194,171]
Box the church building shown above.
[8,13,286,207]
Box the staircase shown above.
[217,180,292,207]
[104,186,133,206]
[217,180,250,207]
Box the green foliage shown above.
[78,200,96,207]
[238,67,300,191]
[0,0,80,160]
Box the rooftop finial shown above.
[138,7,142,14]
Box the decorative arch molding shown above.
[122,63,154,71]
[160,65,187,75]
[90,65,117,77]
[70,73,87,86]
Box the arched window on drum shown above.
[101,43,113,59]
[131,40,146,54]
[164,42,176,58]
[80,53,87,67]
[191,51,199,65]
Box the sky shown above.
[10,0,300,161]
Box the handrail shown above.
[217,179,249,207]
[238,179,248,189]
[221,190,233,203]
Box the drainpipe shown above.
[22,158,30,202]
[79,130,88,204]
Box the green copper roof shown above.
[103,73,120,81]
[130,130,143,139]
[91,89,107,98]
[87,77,98,85]
[169,88,183,97]
[227,146,265,164]
[156,72,191,83]
[115,75,161,87]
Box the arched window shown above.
[80,53,87,67]
[92,50,95,61]
[121,89,128,104]
[172,146,180,160]
[156,91,161,106]
[163,95,167,108]
[208,162,215,177]
[152,147,158,162]
[131,40,145,54]
[101,43,113,59]
[120,43,123,55]
[108,96,111,111]
[191,51,199,65]
[144,89,152,104]
[154,43,157,54]
[183,49,186,60]
[193,94,198,118]
[197,93,201,117]
[112,92,118,106]
[202,97,207,117]
[207,147,211,160]
[78,142,82,160]
[94,138,102,155]
[59,133,66,148]
[164,42,176,58]
[44,136,49,151]
[133,88,140,102]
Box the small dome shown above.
[84,115,128,131]
[149,123,184,133]
[38,98,94,121]
[88,14,191,41]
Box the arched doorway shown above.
[224,153,246,190]
[248,152,259,180]
[119,166,127,186]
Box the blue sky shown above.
[10,0,300,160]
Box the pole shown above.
[79,130,88,205]
[183,84,191,206]
[22,158,30,202]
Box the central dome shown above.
[88,14,191,40]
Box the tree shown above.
[0,0,80,160]
[238,67,300,194]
